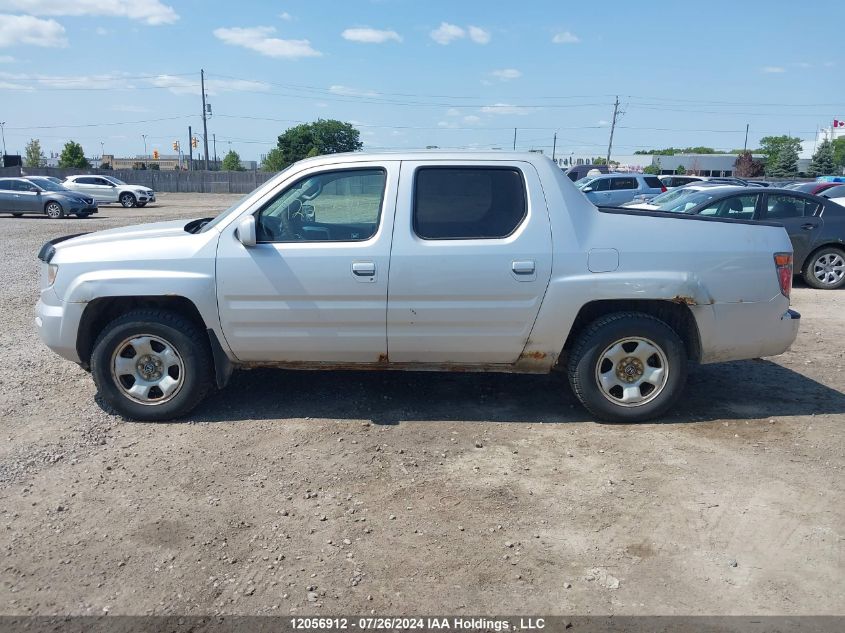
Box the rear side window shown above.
[76,177,95,185]
[764,194,819,219]
[644,176,663,189]
[0,179,13,191]
[413,167,527,240]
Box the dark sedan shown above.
[663,188,845,289]
[0,177,98,219]
[784,181,840,196]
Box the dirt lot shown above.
[1,193,843,616]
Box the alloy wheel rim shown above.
[110,334,185,405]
[46,203,61,218]
[595,336,669,408]
[121,194,134,206]
[813,253,845,286]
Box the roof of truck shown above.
[293,150,556,164]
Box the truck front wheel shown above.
[567,312,687,422]
[90,309,214,421]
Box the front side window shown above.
[696,194,759,219]
[413,167,527,240]
[764,194,819,219]
[76,177,96,185]
[256,168,385,243]
[611,177,636,190]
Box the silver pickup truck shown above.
[35,152,800,422]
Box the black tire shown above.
[12,213,23,217]
[90,309,214,421]
[76,212,92,218]
[567,312,688,423]
[802,246,845,290]
[119,192,137,208]
[45,201,64,219]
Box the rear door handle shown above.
[352,262,376,277]
[512,260,535,275]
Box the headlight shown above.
[47,264,58,286]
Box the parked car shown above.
[0,177,97,218]
[63,175,155,208]
[36,152,799,422]
[578,173,666,206]
[659,175,704,188]
[817,184,845,200]
[783,182,840,195]
[564,163,609,181]
[661,188,845,289]
[622,184,742,211]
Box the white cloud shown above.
[481,103,535,116]
[279,11,292,21]
[95,26,108,35]
[0,14,66,47]
[342,27,401,44]
[491,68,521,81]
[597,119,609,126]
[446,108,461,117]
[824,61,836,68]
[552,30,580,44]
[213,26,321,58]
[430,22,464,45]
[467,25,490,44]
[315,101,328,108]
[762,66,785,73]
[0,54,13,62]
[329,84,380,97]
[463,115,481,124]
[437,120,458,129]
[0,0,179,25]
[112,104,150,113]
[148,74,269,96]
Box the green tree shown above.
[58,141,90,168]
[767,143,800,178]
[634,147,716,156]
[675,165,686,175]
[268,119,362,171]
[758,135,802,175]
[808,137,835,177]
[24,138,44,168]
[642,163,660,175]
[222,150,244,171]
[832,137,845,172]
[733,152,765,178]
[261,147,285,172]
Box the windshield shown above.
[656,190,726,213]
[574,176,592,188]
[644,188,694,206]
[26,178,67,192]
[102,176,126,185]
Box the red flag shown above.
[834,119,844,128]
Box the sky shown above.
[0,0,843,162]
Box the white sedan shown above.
[63,175,155,208]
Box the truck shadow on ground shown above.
[183,358,845,426]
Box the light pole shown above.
[100,141,104,159]
[141,134,148,158]
[0,122,6,157]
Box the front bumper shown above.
[137,192,156,203]
[35,288,84,364]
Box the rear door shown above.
[760,192,822,265]
[386,161,552,365]
[607,176,638,205]
[0,179,20,212]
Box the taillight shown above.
[774,253,793,298]
[661,185,667,192]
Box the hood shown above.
[623,203,659,210]
[126,184,154,193]
[56,219,193,249]
[55,191,93,203]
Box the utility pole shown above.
[552,132,557,162]
[141,134,148,158]
[606,96,620,164]
[743,123,749,151]
[512,128,517,151]
[188,125,193,171]
[213,133,217,170]
[0,121,6,157]
[201,69,210,171]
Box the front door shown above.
[215,161,398,363]
[386,161,553,365]
[11,180,41,213]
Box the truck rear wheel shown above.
[90,309,213,421]
[567,312,687,422]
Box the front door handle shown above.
[512,260,535,275]
[352,262,376,277]
[801,223,817,230]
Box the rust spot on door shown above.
[521,351,547,360]
[671,295,697,306]
[377,353,388,363]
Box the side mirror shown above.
[236,215,257,247]
[582,187,594,193]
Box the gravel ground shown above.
[1,193,843,616]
